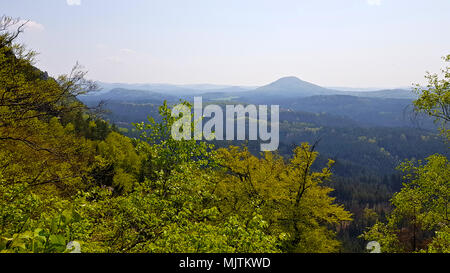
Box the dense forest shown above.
[0,17,448,253]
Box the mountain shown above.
[97,82,257,96]
[79,76,427,128]
[282,95,427,127]
[245,76,339,98]
[242,77,415,99]
[200,86,255,94]
[97,82,205,96]
[96,78,415,101]
[79,88,178,105]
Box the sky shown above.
[2,0,449,88]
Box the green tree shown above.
[362,154,449,252]
[0,16,98,252]
[75,102,278,253]
[216,143,352,253]
[363,55,450,253]
[413,54,450,140]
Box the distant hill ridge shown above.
[87,76,416,102]
[246,76,338,97]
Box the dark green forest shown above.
[0,16,448,253]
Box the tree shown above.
[363,55,450,253]
[134,101,216,188]
[0,16,102,194]
[94,132,142,194]
[0,16,100,252]
[362,154,449,252]
[413,54,450,140]
[75,102,278,253]
[215,143,352,253]
[0,16,98,147]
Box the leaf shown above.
[61,209,73,224]
[49,235,66,248]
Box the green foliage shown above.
[7,15,448,254]
[94,132,141,193]
[413,54,450,141]
[74,157,277,253]
[0,176,88,253]
[361,55,450,254]
[215,143,352,253]
[424,227,450,253]
[362,154,450,252]
[134,100,216,182]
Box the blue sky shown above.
[2,0,449,87]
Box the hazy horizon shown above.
[95,77,412,91]
[2,0,449,88]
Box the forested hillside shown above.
[0,17,448,253]
[79,81,447,252]
[0,18,351,253]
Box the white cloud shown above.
[367,0,382,6]
[67,0,81,6]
